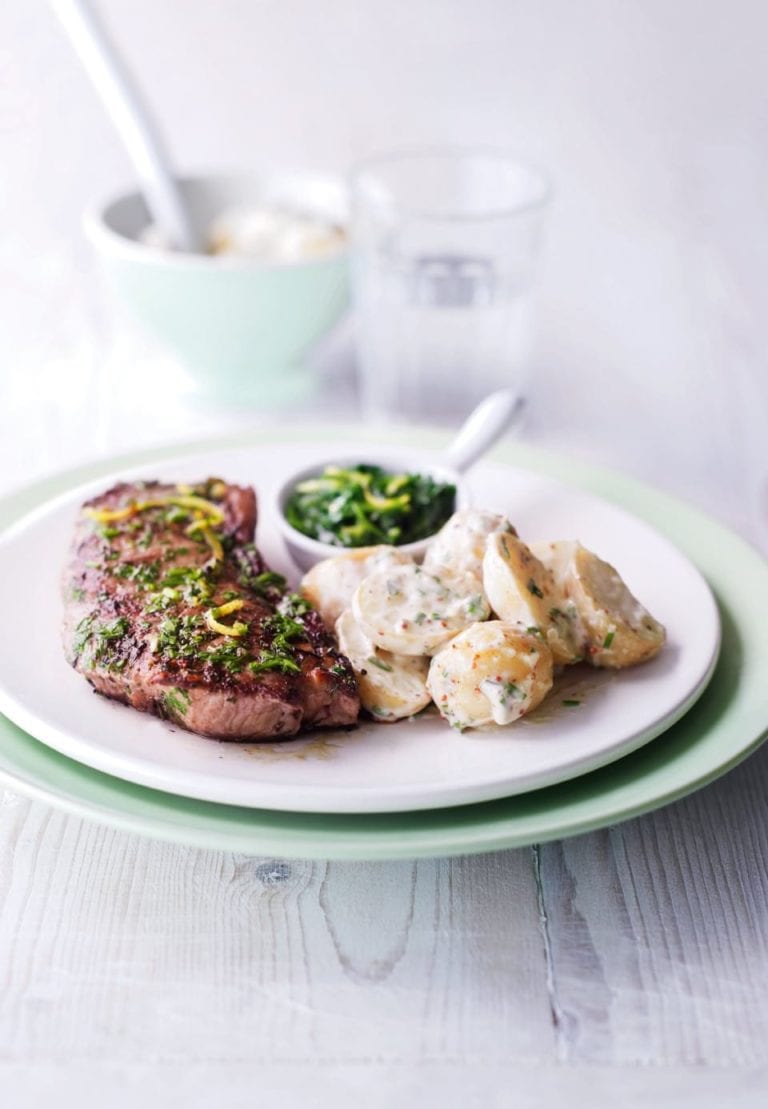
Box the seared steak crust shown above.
[63,478,359,739]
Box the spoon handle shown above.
[444,389,524,474]
[51,0,200,252]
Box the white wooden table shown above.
[3,1,768,1101]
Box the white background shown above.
[2,3,768,1105]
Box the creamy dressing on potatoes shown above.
[303,507,665,732]
[530,540,665,668]
[479,677,530,725]
[427,621,554,730]
[352,564,489,656]
[483,532,583,664]
[423,508,515,579]
[301,546,412,631]
[335,609,431,721]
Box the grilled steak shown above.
[63,478,360,739]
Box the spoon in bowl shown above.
[51,0,201,251]
[277,389,525,571]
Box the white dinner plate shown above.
[0,441,720,813]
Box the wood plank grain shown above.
[4,750,768,1071]
[537,742,768,1066]
[0,796,554,1064]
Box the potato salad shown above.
[300,508,666,732]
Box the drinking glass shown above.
[349,149,550,423]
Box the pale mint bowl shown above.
[84,172,350,405]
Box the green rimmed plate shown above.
[0,427,766,859]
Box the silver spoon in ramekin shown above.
[275,390,523,572]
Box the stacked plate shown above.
[0,429,766,860]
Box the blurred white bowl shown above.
[84,172,350,404]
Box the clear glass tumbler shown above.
[349,148,551,423]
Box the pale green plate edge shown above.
[1,425,767,860]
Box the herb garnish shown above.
[159,564,212,604]
[248,654,301,675]
[366,656,394,672]
[74,615,131,670]
[278,593,312,618]
[246,610,308,676]
[112,560,160,588]
[155,615,205,660]
[72,613,96,655]
[252,570,287,595]
[98,616,129,641]
[502,681,523,700]
[206,641,249,673]
[264,612,306,653]
[163,687,191,716]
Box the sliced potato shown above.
[352,564,489,656]
[423,508,516,579]
[427,621,553,730]
[530,540,665,669]
[482,533,582,664]
[335,609,431,721]
[301,545,412,630]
